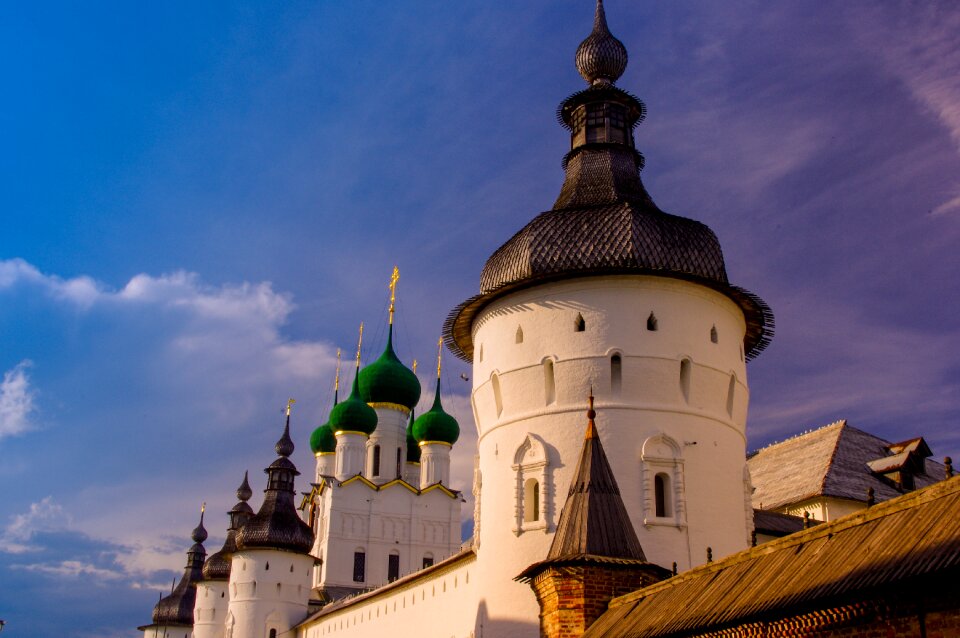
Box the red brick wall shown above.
[531,564,661,638]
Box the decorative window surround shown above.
[641,433,687,528]
[513,434,549,534]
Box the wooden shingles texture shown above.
[582,475,960,638]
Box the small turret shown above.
[415,339,460,488]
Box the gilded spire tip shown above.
[388,266,400,325]
[436,337,444,380]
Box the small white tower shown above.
[193,473,254,638]
[310,350,341,481]
[413,338,460,488]
[227,401,315,638]
[333,327,377,481]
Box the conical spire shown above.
[191,504,208,544]
[276,399,296,457]
[546,392,645,561]
[575,0,628,85]
[412,339,460,445]
[237,470,253,502]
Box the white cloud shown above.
[932,194,960,217]
[0,496,67,554]
[12,559,126,581]
[0,360,36,440]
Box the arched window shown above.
[524,478,540,522]
[680,359,691,403]
[647,312,658,331]
[513,434,549,533]
[574,313,585,332]
[269,630,277,638]
[388,552,400,582]
[543,359,556,405]
[353,550,366,583]
[641,434,685,528]
[492,373,503,418]
[654,473,671,517]
[372,445,381,478]
[515,326,524,344]
[395,447,402,478]
[478,344,484,362]
[710,325,718,344]
[611,354,622,396]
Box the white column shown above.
[419,442,451,488]
[335,432,367,481]
[365,407,408,483]
[403,461,421,485]
[315,452,335,481]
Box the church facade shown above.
[137,3,958,638]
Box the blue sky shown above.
[2,2,960,636]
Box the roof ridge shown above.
[609,474,960,608]
[751,418,847,455]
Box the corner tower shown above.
[444,1,773,633]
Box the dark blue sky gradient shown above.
[2,2,960,636]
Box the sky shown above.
[2,1,960,636]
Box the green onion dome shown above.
[358,326,421,410]
[329,373,378,435]
[412,379,460,445]
[406,410,421,463]
[309,423,336,455]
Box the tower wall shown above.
[336,433,367,481]
[193,580,229,638]
[471,275,751,634]
[419,442,452,488]
[226,549,314,638]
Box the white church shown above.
[137,3,955,638]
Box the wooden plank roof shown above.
[583,475,960,638]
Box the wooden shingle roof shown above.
[748,420,943,510]
[583,475,960,638]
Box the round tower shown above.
[228,404,315,638]
[444,1,773,633]
[139,510,207,638]
[193,473,254,638]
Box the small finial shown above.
[866,487,875,507]
[946,456,954,479]
[355,323,364,369]
[575,0,628,85]
[751,530,757,547]
[333,349,342,401]
[802,511,810,529]
[192,504,208,543]
[671,561,677,576]
[436,337,444,380]
[388,266,400,325]
[585,387,597,439]
[412,359,418,375]
[237,471,252,502]
[706,547,713,563]
[276,403,295,457]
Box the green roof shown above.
[412,379,460,445]
[358,326,421,410]
[329,372,378,435]
[309,423,336,454]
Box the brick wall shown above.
[531,564,661,638]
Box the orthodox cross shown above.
[388,265,400,325]
[436,337,444,379]
[285,398,296,416]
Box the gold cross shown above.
[334,348,342,393]
[355,323,364,367]
[436,337,444,379]
[388,266,400,325]
[285,397,296,416]
[412,359,418,374]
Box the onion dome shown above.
[358,325,421,410]
[412,379,460,445]
[310,423,336,455]
[235,410,314,554]
[444,0,773,363]
[202,472,255,581]
[151,510,207,626]
[575,0,628,85]
[405,409,421,463]
[329,373,378,435]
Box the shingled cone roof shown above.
[518,394,656,580]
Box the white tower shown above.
[193,474,254,638]
[443,2,774,635]
[227,403,315,638]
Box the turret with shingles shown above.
[517,393,669,638]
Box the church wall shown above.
[470,276,750,637]
[299,555,477,638]
[314,481,461,590]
